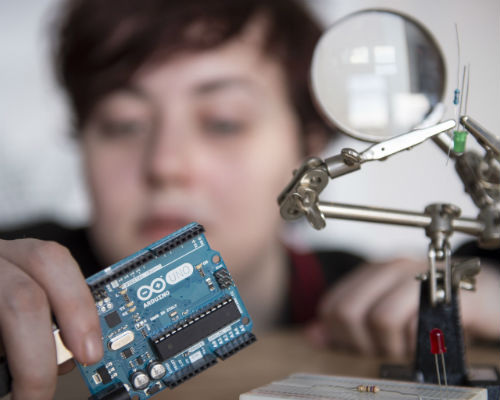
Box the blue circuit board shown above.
[78,223,256,400]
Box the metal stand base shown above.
[380,279,500,399]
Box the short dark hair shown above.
[54,0,333,139]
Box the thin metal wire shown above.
[434,353,443,400]
[455,24,461,91]
[464,63,470,116]
[441,352,449,398]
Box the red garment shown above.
[288,248,327,324]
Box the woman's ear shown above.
[303,122,330,157]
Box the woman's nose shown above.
[143,121,194,187]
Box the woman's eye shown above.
[203,118,245,135]
[97,119,150,139]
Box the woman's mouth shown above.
[138,217,192,241]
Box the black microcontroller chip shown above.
[152,298,241,361]
[121,348,133,359]
[96,365,112,384]
[104,311,121,328]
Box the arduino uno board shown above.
[81,222,256,400]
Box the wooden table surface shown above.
[47,329,500,400]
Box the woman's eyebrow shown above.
[119,85,151,100]
[193,77,257,96]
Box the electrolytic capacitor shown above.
[148,361,167,380]
[429,328,448,390]
[130,370,150,390]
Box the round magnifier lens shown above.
[311,10,446,142]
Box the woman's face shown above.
[82,26,305,282]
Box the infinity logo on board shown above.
[136,263,194,301]
[137,277,167,301]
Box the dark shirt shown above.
[1,222,103,277]
[454,241,500,266]
[0,222,363,324]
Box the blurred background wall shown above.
[0,0,87,227]
[1,0,499,260]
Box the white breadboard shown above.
[240,373,487,400]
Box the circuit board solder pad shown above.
[79,222,256,400]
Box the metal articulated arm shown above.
[278,119,456,230]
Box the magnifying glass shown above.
[311,9,446,142]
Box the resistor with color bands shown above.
[453,89,460,105]
[357,385,380,393]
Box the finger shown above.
[0,239,103,365]
[317,265,383,353]
[0,257,57,400]
[58,359,76,375]
[460,265,500,340]
[318,262,411,354]
[367,277,420,358]
[322,305,372,354]
[405,311,418,358]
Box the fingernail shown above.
[84,330,103,363]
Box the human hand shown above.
[306,257,500,359]
[0,238,103,400]
[305,258,428,359]
[460,262,500,342]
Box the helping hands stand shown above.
[278,117,500,398]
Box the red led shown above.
[430,328,447,354]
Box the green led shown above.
[453,130,468,153]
